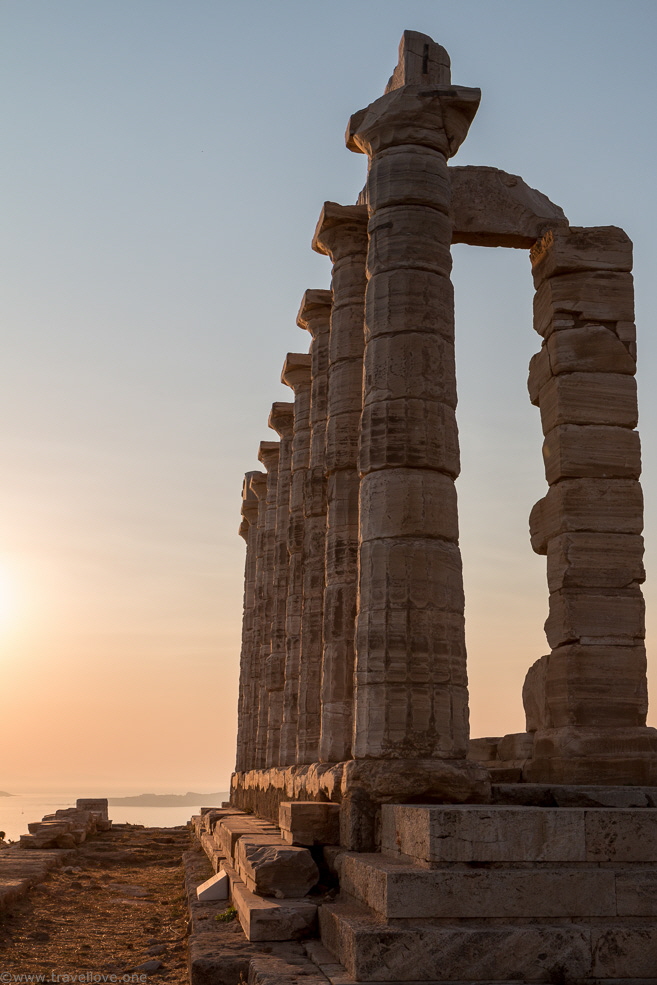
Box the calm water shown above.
[0,793,229,843]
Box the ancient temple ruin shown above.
[205,31,657,981]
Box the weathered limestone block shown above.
[368,146,451,211]
[235,836,319,898]
[615,870,657,916]
[591,926,657,979]
[545,587,645,648]
[527,728,657,785]
[546,323,636,375]
[530,225,633,287]
[533,270,635,338]
[529,478,644,555]
[231,880,317,942]
[359,398,460,476]
[542,424,641,484]
[527,345,551,406]
[524,645,648,730]
[497,732,534,762]
[279,801,340,847]
[546,531,645,591]
[365,269,455,342]
[467,736,501,762]
[538,373,638,433]
[364,332,457,406]
[359,538,464,613]
[450,165,568,248]
[359,469,459,544]
[384,30,451,93]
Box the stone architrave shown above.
[523,225,657,784]
[312,202,368,764]
[279,353,312,766]
[265,402,295,767]
[253,440,280,770]
[246,469,269,771]
[344,31,488,798]
[235,471,262,773]
[296,290,332,765]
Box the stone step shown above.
[381,803,657,864]
[340,851,657,919]
[492,783,657,808]
[318,899,657,982]
[231,879,317,942]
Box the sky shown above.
[2,0,657,795]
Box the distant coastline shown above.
[0,792,12,797]
[108,791,228,808]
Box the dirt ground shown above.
[0,824,191,983]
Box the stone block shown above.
[76,798,109,821]
[534,270,635,338]
[527,345,551,405]
[216,816,279,863]
[542,424,641,484]
[328,359,364,417]
[529,478,644,555]
[523,655,549,732]
[546,532,644,591]
[232,880,317,942]
[531,225,633,286]
[538,373,637,433]
[616,870,657,916]
[236,837,318,898]
[328,304,366,363]
[538,644,648,729]
[278,802,340,847]
[585,808,657,862]
[196,870,229,901]
[497,731,534,762]
[359,397,460,476]
[380,804,586,863]
[340,851,616,918]
[450,165,568,248]
[545,588,645,647]
[367,205,452,278]
[467,736,501,762]
[592,927,657,978]
[365,269,454,342]
[527,726,657,785]
[359,469,459,544]
[364,332,457,407]
[358,538,464,613]
[491,782,657,808]
[319,899,591,982]
[368,146,450,212]
[547,324,636,374]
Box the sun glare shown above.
[0,563,17,629]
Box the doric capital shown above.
[241,470,261,522]
[346,84,480,158]
[312,202,369,262]
[297,289,332,338]
[281,351,312,391]
[257,440,280,472]
[268,401,294,438]
[249,471,268,501]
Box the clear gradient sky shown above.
[2,0,657,795]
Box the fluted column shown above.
[235,471,262,772]
[347,35,480,762]
[265,401,295,767]
[296,289,332,764]
[247,469,269,770]
[253,440,279,769]
[279,353,312,765]
[312,203,368,762]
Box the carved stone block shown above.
[542,424,641,484]
[538,373,637,433]
[534,270,635,338]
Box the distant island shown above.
[108,792,228,807]
[0,791,11,797]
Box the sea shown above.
[0,792,230,843]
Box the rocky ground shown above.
[0,824,191,982]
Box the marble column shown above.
[296,289,332,765]
[279,352,312,766]
[524,224,657,784]
[312,202,368,763]
[265,401,295,767]
[253,440,279,770]
[347,34,481,765]
[247,469,269,771]
[235,471,262,773]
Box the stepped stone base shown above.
[319,801,657,982]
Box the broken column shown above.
[265,401,295,768]
[295,290,332,765]
[312,202,368,763]
[524,225,657,783]
[253,440,280,770]
[344,32,488,801]
[279,352,312,766]
[235,471,262,773]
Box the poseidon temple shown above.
[194,31,657,984]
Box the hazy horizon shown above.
[3,0,657,792]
